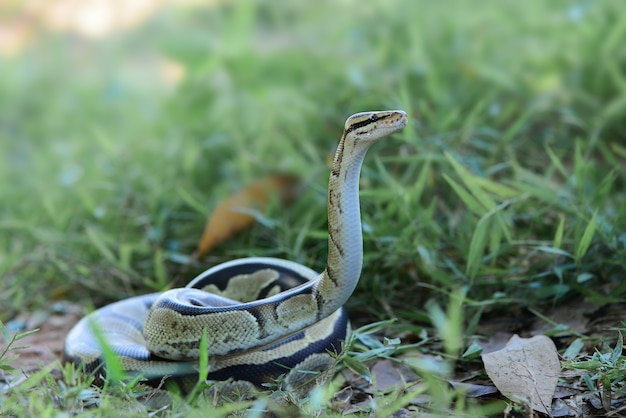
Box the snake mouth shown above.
[344,110,408,142]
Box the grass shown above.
[1,0,626,415]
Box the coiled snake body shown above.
[64,110,408,388]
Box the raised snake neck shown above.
[143,110,408,360]
[64,110,408,387]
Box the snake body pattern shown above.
[64,110,408,389]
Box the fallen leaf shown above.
[370,359,418,392]
[529,299,597,337]
[475,331,515,355]
[195,174,300,259]
[482,334,560,415]
[449,381,498,398]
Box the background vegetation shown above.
[1,0,625,416]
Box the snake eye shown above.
[370,114,379,122]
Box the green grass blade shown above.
[443,174,485,217]
[85,226,117,265]
[445,152,496,211]
[466,216,489,279]
[88,318,128,385]
[544,145,568,178]
[473,177,519,199]
[575,210,598,263]
[553,215,565,250]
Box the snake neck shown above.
[141,111,407,361]
[316,134,370,317]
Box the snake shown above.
[64,110,408,390]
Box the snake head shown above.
[343,110,408,143]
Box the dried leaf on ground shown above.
[475,331,515,355]
[370,359,418,392]
[482,334,560,415]
[195,174,300,259]
[529,299,599,337]
[449,381,498,398]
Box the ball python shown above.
[64,109,408,390]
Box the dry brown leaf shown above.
[370,359,418,392]
[482,334,560,416]
[195,174,300,259]
[449,381,498,398]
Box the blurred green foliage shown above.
[2,0,625,316]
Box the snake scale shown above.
[64,110,408,390]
